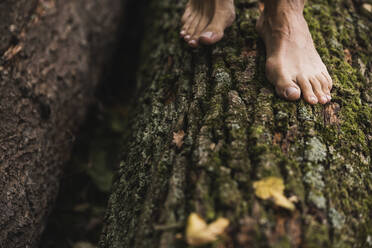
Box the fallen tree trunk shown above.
[100,0,372,247]
[0,0,122,247]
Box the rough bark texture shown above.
[100,0,372,247]
[0,0,122,247]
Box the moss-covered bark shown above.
[100,0,372,247]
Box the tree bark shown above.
[0,0,122,247]
[100,0,372,247]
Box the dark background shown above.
[40,0,146,247]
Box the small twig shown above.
[153,222,184,231]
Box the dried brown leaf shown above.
[173,130,185,148]
[3,44,23,60]
[344,48,352,64]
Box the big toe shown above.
[274,78,301,101]
[284,86,301,100]
[200,28,224,45]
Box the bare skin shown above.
[256,0,332,104]
[180,0,333,105]
[180,0,235,47]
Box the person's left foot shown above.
[181,0,235,47]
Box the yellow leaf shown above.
[272,191,295,210]
[253,177,295,211]
[206,217,229,236]
[186,213,229,246]
[173,130,185,148]
[186,213,207,236]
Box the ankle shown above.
[262,6,305,31]
[263,0,304,16]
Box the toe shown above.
[188,39,198,47]
[189,16,209,48]
[183,13,197,40]
[185,15,200,43]
[321,71,333,91]
[285,86,301,100]
[309,76,328,104]
[181,3,192,24]
[200,27,224,45]
[180,22,188,37]
[180,29,186,37]
[316,74,331,102]
[297,75,318,104]
[274,76,301,101]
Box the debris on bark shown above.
[253,177,295,211]
[173,130,186,149]
[185,213,229,246]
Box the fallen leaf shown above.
[186,213,229,246]
[253,177,295,211]
[272,191,296,211]
[186,213,207,237]
[206,217,229,236]
[288,195,299,203]
[344,48,352,64]
[173,130,185,148]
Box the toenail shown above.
[180,30,186,36]
[320,96,327,103]
[201,31,213,39]
[310,96,317,103]
[327,95,332,101]
[189,40,197,46]
[285,87,299,98]
[185,35,191,40]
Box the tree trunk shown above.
[100,0,372,247]
[0,0,122,247]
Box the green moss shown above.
[271,237,292,248]
[303,217,330,248]
[217,176,242,208]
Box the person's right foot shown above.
[181,0,235,47]
[256,0,333,104]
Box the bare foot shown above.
[256,1,333,104]
[180,0,235,47]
